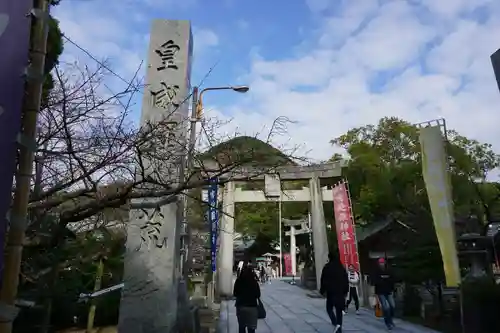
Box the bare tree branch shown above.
[14,61,302,234]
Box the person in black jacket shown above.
[233,264,261,333]
[320,252,349,333]
[371,257,396,330]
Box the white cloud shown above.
[418,0,489,18]
[213,0,500,163]
[53,1,222,109]
[317,0,379,48]
[54,4,146,81]
[53,0,500,168]
[237,19,249,30]
[341,1,436,71]
[251,50,335,88]
[54,0,206,78]
[305,0,331,13]
[193,28,219,54]
[144,0,198,9]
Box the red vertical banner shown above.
[332,181,360,272]
[283,253,292,276]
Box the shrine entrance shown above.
[202,162,345,297]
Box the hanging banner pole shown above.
[207,177,219,272]
[332,181,360,272]
[344,180,361,271]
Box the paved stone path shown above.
[218,280,440,333]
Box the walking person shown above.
[371,258,396,330]
[265,265,272,284]
[320,252,349,333]
[260,265,266,284]
[253,265,259,281]
[237,260,244,276]
[345,264,360,314]
[233,264,261,333]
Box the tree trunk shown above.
[39,224,65,333]
[39,260,59,333]
[86,259,104,333]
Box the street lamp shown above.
[181,85,249,278]
[232,86,250,93]
[195,86,250,119]
[187,85,250,169]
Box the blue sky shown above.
[54,0,500,165]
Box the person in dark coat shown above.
[233,265,261,333]
[371,257,396,330]
[320,252,349,333]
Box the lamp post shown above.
[182,85,249,278]
[187,85,249,171]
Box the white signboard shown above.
[264,174,281,198]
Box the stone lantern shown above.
[457,233,491,280]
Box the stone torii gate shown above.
[205,162,345,297]
[283,218,312,277]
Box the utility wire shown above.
[62,34,144,90]
[61,33,224,128]
[62,34,220,95]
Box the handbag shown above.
[374,298,383,318]
[257,298,266,319]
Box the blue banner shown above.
[208,177,219,272]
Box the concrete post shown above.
[218,181,235,297]
[290,225,297,276]
[309,176,329,290]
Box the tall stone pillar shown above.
[218,181,235,298]
[118,20,193,333]
[309,176,329,290]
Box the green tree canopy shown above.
[42,2,64,107]
[332,117,500,227]
[331,117,500,282]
